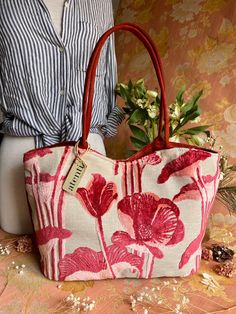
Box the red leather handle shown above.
[80,23,169,149]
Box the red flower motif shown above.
[24,148,53,162]
[77,174,118,218]
[173,182,200,202]
[157,149,211,183]
[141,153,161,167]
[59,244,144,280]
[113,193,184,258]
[36,226,72,245]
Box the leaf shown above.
[117,84,135,109]
[128,109,145,124]
[181,90,203,115]
[181,125,211,135]
[130,125,150,144]
[130,136,146,150]
[134,85,145,99]
[128,79,133,92]
[119,84,129,102]
[189,135,204,146]
[180,107,201,127]
[171,105,201,134]
[176,87,186,105]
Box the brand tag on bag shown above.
[63,157,87,194]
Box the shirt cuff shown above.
[100,106,125,137]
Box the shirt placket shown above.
[38,0,71,130]
[57,0,71,128]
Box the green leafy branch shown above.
[115,79,210,152]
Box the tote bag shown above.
[24,23,220,281]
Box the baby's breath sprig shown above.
[51,293,96,313]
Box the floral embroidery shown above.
[141,153,161,168]
[36,226,72,245]
[157,149,211,183]
[23,148,53,162]
[76,174,118,218]
[76,174,118,278]
[59,244,144,281]
[173,182,199,202]
[114,194,184,249]
[113,193,184,277]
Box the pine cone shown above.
[211,245,234,263]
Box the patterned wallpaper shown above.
[105,0,236,161]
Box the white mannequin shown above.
[43,0,65,35]
[0,0,106,235]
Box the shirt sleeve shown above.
[0,76,4,129]
[100,5,124,137]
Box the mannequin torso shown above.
[43,0,65,35]
[0,0,106,234]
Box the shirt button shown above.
[60,89,65,95]
[65,2,69,8]
[59,47,65,52]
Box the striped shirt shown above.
[0,0,124,148]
